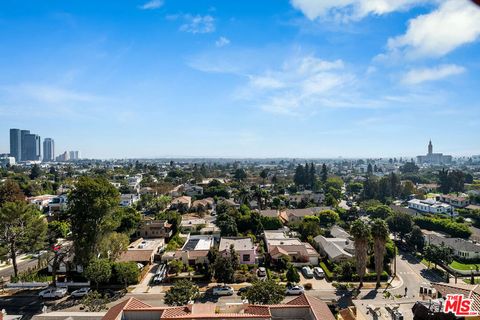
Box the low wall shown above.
[6,282,49,288]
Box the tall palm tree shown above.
[371,219,389,288]
[350,219,371,288]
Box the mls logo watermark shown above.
[443,294,479,316]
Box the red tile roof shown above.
[102,298,133,320]
[161,307,191,318]
[102,294,334,320]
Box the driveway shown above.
[130,264,158,294]
[298,272,333,290]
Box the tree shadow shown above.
[361,290,378,300]
[197,290,220,303]
[420,269,443,283]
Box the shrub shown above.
[304,283,313,290]
[319,261,334,281]
[113,262,140,287]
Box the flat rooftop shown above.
[182,235,214,251]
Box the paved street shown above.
[0,250,446,319]
[0,258,39,279]
[389,249,444,299]
[351,250,447,320]
[0,293,48,318]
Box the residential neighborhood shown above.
[1,0,480,319]
[1,149,480,320]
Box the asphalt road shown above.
[389,250,444,299]
[0,294,46,318]
[0,258,39,279]
[0,250,443,319]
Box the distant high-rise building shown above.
[23,133,41,161]
[69,150,80,160]
[20,129,30,161]
[43,138,55,162]
[9,128,21,161]
[56,151,70,162]
[417,140,452,165]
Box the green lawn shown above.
[463,278,480,284]
[450,260,480,271]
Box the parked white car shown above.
[38,287,68,299]
[302,266,314,279]
[285,285,305,295]
[71,287,91,298]
[212,286,234,296]
[313,267,325,279]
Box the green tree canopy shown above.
[387,211,413,240]
[367,205,393,220]
[164,279,199,306]
[97,232,129,261]
[318,210,340,227]
[47,220,70,244]
[286,264,300,283]
[68,176,121,266]
[85,258,112,288]
[0,201,47,277]
[114,262,140,287]
[242,280,285,304]
[0,180,25,207]
[406,225,425,251]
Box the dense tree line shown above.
[362,173,416,202]
[293,163,316,188]
[414,216,471,238]
[438,169,465,193]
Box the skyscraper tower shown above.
[9,128,21,161]
[20,129,30,161]
[23,133,41,161]
[428,140,433,155]
[43,138,55,162]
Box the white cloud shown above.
[139,0,163,10]
[290,0,431,21]
[0,84,105,119]
[179,15,215,34]
[237,55,355,115]
[5,84,97,104]
[248,76,285,89]
[215,36,230,47]
[387,0,480,58]
[402,64,465,85]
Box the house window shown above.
[243,254,250,262]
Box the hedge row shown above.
[414,216,471,238]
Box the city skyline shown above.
[8,128,80,162]
[1,0,479,158]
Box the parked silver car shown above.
[302,266,314,279]
[212,286,234,296]
[285,285,305,295]
[71,287,91,298]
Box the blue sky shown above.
[1,0,479,159]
